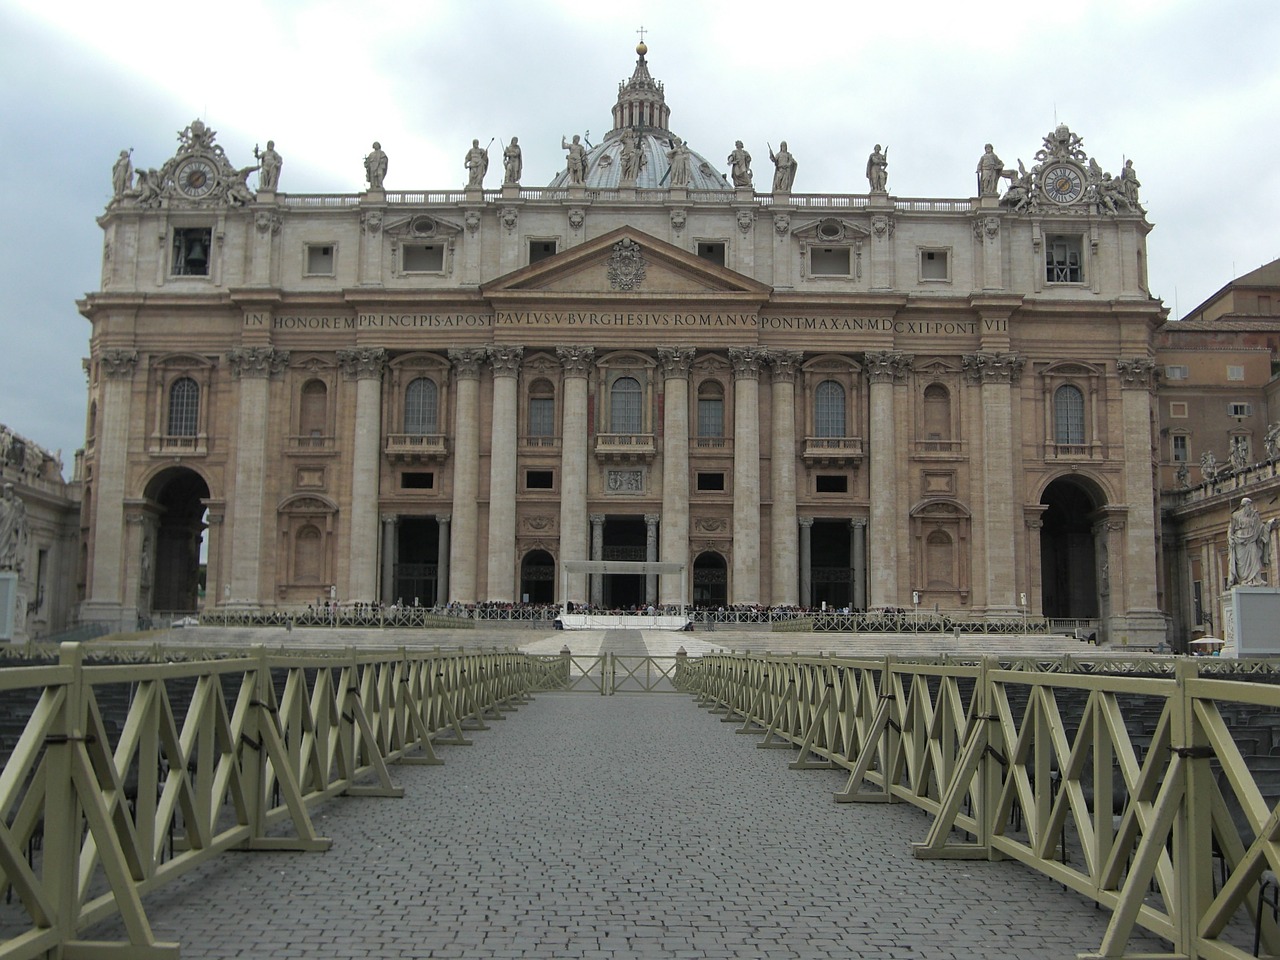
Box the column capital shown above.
[657,346,695,379]
[448,347,487,380]
[864,350,912,384]
[1116,356,1158,390]
[100,348,139,379]
[337,347,387,380]
[798,516,814,528]
[962,352,1024,384]
[644,514,661,526]
[228,346,289,379]
[556,345,595,378]
[766,349,804,383]
[381,513,398,525]
[729,347,765,380]
[850,517,868,529]
[489,345,524,377]
[589,513,606,525]
[436,513,452,525]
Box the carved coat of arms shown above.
[607,238,646,291]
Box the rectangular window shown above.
[815,474,848,493]
[1229,402,1253,418]
[1169,401,1189,418]
[811,247,852,276]
[527,397,555,437]
[697,399,724,437]
[919,248,949,281]
[1227,365,1245,381]
[696,241,726,266]
[402,244,444,273]
[1045,235,1083,283]
[528,240,557,263]
[1172,435,1189,462]
[172,227,212,276]
[305,244,335,276]
[525,470,554,490]
[401,472,434,489]
[1261,295,1272,314]
[696,472,725,492]
[1164,365,1188,380]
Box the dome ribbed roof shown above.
[547,43,731,192]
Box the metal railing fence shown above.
[0,643,538,959]
[676,652,1280,959]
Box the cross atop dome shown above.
[614,33,668,133]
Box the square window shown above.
[919,248,950,281]
[1227,365,1245,381]
[1169,401,1188,418]
[811,247,852,276]
[525,470,554,490]
[401,472,434,489]
[528,240,557,264]
[403,244,444,273]
[1172,435,1189,462]
[815,474,848,493]
[696,241,726,266]
[1045,235,1083,283]
[172,227,212,276]
[696,472,725,492]
[1164,365,1188,380]
[305,244,335,276]
[1229,402,1253,419]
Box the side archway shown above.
[143,467,211,612]
[1039,476,1104,620]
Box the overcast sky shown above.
[3,0,1279,477]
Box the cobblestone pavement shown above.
[89,684,1170,959]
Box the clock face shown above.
[1042,163,1084,204]
[176,158,217,198]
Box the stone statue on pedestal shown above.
[0,484,27,574]
[255,140,282,191]
[562,135,587,185]
[465,139,490,189]
[364,142,388,190]
[1228,497,1276,587]
[727,141,752,187]
[769,141,796,192]
[502,137,522,184]
[866,144,888,192]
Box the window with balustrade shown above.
[527,379,556,438]
[405,378,439,435]
[610,376,643,434]
[922,383,952,444]
[814,380,846,438]
[167,378,199,437]
[697,380,724,438]
[299,379,328,443]
[1053,384,1086,445]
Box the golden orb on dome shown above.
[636,40,648,57]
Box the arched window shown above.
[922,383,951,441]
[527,378,555,437]
[167,378,199,437]
[926,529,954,589]
[610,376,642,434]
[294,525,322,584]
[405,378,438,435]
[1053,384,1085,444]
[814,380,846,438]
[697,380,724,437]
[300,380,327,439]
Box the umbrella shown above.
[1190,636,1224,646]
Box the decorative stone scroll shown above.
[336,347,387,380]
[228,346,289,379]
[607,238,647,291]
[657,347,695,379]
[1115,357,1157,389]
[255,211,283,235]
[962,352,1024,384]
[100,349,139,379]
[556,346,595,377]
[864,351,911,384]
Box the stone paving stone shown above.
[85,689,1175,959]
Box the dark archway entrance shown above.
[520,549,555,604]
[1040,478,1100,619]
[395,518,440,606]
[145,467,210,613]
[811,519,853,610]
[602,516,645,609]
[692,551,727,608]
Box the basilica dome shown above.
[547,43,732,192]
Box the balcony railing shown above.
[287,434,336,451]
[691,436,733,454]
[802,436,864,465]
[385,433,449,462]
[520,436,562,451]
[594,433,656,462]
[913,439,965,456]
[1046,441,1102,460]
[150,434,207,456]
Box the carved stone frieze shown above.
[774,213,791,236]
[464,211,481,233]
[962,352,1024,384]
[523,515,555,532]
[864,351,911,384]
[670,209,686,234]
[336,347,387,380]
[1115,357,1157,389]
[568,207,585,231]
[871,215,894,239]
[657,347,695,379]
[607,238,647,291]
[694,517,728,533]
[556,345,595,377]
[255,211,283,235]
[228,346,289,379]
[100,349,139,379]
[736,210,754,234]
[361,211,383,235]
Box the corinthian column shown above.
[83,349,138,626]
[657,347,694,605]
[865,351,910,607]
[729,348,765,605]
[768,350,802,606]
[486,345,523,601]
[557,346,594,606]
[338,347,386,602]
[227,347,288,607]
[1115,358,1164,639]
[447,348,486,603]
[963,352,1024,613]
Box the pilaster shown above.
[338,347,387,602]
[865,351,911,607]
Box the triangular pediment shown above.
[481,227,772,301]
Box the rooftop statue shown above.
[111,149,133,199]
[769,141,796,192]
[364,142,388,190]
[1228,497,1276,587]
[866,144,888,193]
[0,484,27,574]
[975,143,1005,197]
[503,137,522,184]
[562,135,587,185]
[465,139,490,189]
[255,140,282,191]
[727,140,752,188]
[665,138,691,188]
